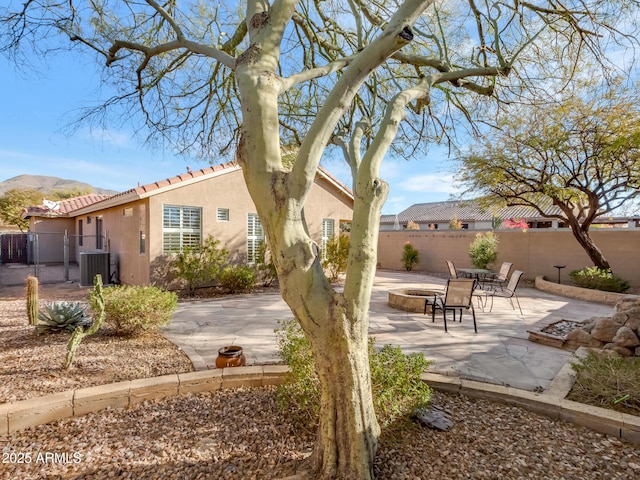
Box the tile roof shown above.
[118,161,239,198]
[24,162,354,218]
[382,199,562,224]
[22,194,113,218]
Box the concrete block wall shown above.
[377,229,640,287]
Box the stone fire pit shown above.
[528,320,585,349]
[388,288,442,314]
[528,295,640,356]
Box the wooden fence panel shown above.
[0,233,28,264]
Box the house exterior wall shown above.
[28,217,76,264]
[74,200,151,285]
[23,168,352,286]
[125,169,351,286]
[304,177,353,239]
[377,229,640,287]
[147,168,256,264]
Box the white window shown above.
[247,213,264,263]
[321,218,335,258]
[217,208,230,222]
[163,205,202,254]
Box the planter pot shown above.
[215,345,246,369]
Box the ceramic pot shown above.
[215,345,246,368]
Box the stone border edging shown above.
[0,365,288,436]
[1,364,638,445]
[535,275,638,305]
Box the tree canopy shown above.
[2,1,640,478]
[0,188,42,231]
[0,187,93,231]
[458,80,640,270]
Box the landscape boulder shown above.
[603,343,635,357]
[565,329,603,349]
[557,296,640,357]
[591,317,625,343]
[612,326,640,348]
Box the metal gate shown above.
[0,233,28,263]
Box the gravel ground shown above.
[0,285,194,404]
[2,283,640,479]
[2,388,640,479]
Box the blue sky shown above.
[0,51,460,215]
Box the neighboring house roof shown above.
[381,199,562,225]
[381,199,640,226]
[22,194,113,219]
[23,162,354,218]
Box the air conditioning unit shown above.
[80,252,110,287]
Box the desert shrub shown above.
[174,235,229,296]
[218,264,257,293]
[255,241,278,287]
[274,319,320,430]
[92,285,177,336]
[274,319,432,432]
[35,301,93,335]
[322,233,350,280]
[468,231,498,269]
[369,343,433,428]
[569,350,640,415]
[401,242,419,271]
[569,266,630,293]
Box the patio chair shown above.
[446,260,458,279]
[429,278,477,333]
[483,262,513,291]
[484,270,524,315]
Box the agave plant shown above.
[35,302,93,335]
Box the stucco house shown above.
[23,162,354,286]
[380,199,640,231]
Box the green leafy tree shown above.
[0,187,95,231]
[2,1,637,477]
[0,188,42,231]
[52,187,93,199]
[459,82,640,271]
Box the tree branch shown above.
[290,0,437,201]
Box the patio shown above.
[165,269,615,391]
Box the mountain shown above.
[0,174,119,196]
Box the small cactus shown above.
[26,276,39,326]
[65,274,106,369]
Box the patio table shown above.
[457,268,497,289]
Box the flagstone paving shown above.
[164,270,614,391]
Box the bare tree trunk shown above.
[236,134,381,479]
[233,7,416,475]
[307,306,379,479]
[567,221,611,270]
